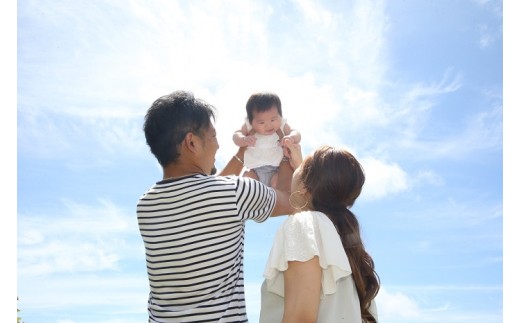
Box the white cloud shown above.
[376,286,422,319]
[17,274,149,318]
[19,0,396,172]
[360,156,409,200]
[20,0,494,174]
[409,169,444,187]
[375,285,502,323]
[293,0,334,27]
[17,109,147,162]
[18,199,142,276]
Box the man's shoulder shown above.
[217,175,274,192]
[215,174,255,186]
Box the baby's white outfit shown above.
[243,117,286,186]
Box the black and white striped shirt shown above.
[137,173,276,322]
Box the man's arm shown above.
[218,146,246,176]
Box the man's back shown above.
[137,173,275,322]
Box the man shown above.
[137,90,296,322]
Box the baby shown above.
[233,92,301,188]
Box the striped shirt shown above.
[137,173,276,322]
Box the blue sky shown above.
[12,0,512,322]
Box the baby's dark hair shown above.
[245,92,282,124]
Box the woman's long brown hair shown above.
[299,146,380,322]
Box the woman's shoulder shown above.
[287,210,327,223]
[284,211,341,244]
[284,210,330,231]
[286,210,315,222]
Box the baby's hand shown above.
[243,135,256,147]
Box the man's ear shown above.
[183,132,198,153]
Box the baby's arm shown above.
[281,122,301,146]
[233,123,256,147]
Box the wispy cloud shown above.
[376,285,502,323]
[18,199,142,276]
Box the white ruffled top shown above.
[259,210,378,323]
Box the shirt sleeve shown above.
[263,211,353,296]
[235,176,276,223]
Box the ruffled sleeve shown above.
[263,210,352,297]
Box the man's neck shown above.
[162,161,205,180]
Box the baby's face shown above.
[251,105,282,136]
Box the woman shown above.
[260,145,380,323]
